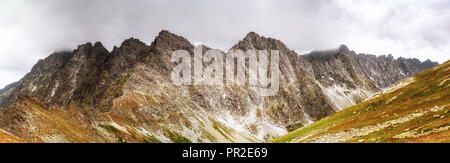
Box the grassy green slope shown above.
[271,60,450,143]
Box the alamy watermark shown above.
[171,46,280,96]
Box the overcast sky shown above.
[0,0,449,88]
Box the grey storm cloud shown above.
[0,0,449,88]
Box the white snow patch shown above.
[31,84,37,93]
[301,108,314,125]
[50,81,59,97]
[399,69,406,76]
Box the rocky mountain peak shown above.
[111,38,148,56]
[93,41,105,48]
[338,44,350,54]
[121,37,146,47]
[76,42,93,50]
[423,59,438,67]
[75,41,103,51]
[73,41,109,59]
[232,32,290,52]
[158,30,172,37]
[30,51,73,73]
[150,30,192,52]
[243,31,261,41]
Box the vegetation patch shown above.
[99,124,120,134]
[164,130,192,143]
[286,123,304,132]
[143,135,162,143]
[211,119,234,142]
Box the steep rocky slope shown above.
[304,45,438,109]
[0,30,438,142]
[271,60,450,143]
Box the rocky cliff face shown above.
[0,39,150,112]
[304,45,438,109]
[0,30,438,142]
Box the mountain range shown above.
[0,30,440,142]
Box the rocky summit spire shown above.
[150,30,193,52]
[338,44,350,53]
[243,31,261,41]
[232,31,289,51]
[121,37,147,47]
